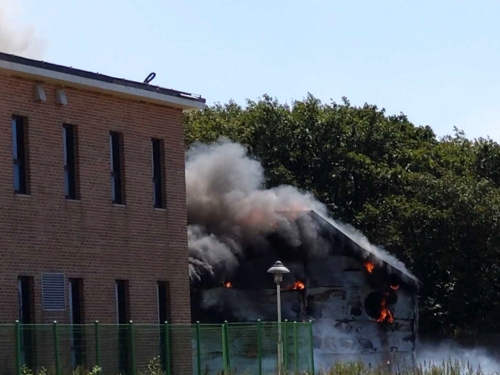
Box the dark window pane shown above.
[12,118,18,158]
[110,132,123,204]
[13,165,20,192]
[18,276,35,368]
[12,116,27,194]
[115,280,130,374]
[152,139,164,208]
[63,125,77,199]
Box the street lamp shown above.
[267,260,290,375]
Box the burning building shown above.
[186,140,421,371]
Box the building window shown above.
[151,139,165,208]
[115,280,130,374]
[110,132,125,204]
[69,278,85,369]
[157,281,170,323]
[158,281,171,372]
[18,276,35,368]
[12,116,29,194]
[63,124,79,199]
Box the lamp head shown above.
[267,261,290,285]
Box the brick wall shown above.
[0,73,192,374]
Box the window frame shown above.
[63,124,79,200]
[12,116,29,195]
[151,138,166,208]
[110,131,125,204]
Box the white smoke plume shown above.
[0,0,45,58]
[417,341,500,374]
[186,139,417,284]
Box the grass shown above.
[315,360,499,375]
[18,357,500,375]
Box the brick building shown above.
[0,52,205,374]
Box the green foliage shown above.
[21,364,48,375]
[139,357,165,375]
[20,365,102,375]
[185,94,500,338]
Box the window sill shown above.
[113,203,126,207]
[154,207,167,212]
[65,198,81,202]
[14,192,31,197]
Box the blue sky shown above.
[4,0,500,141]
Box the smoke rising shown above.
[186,139,417,285]
[0,0,45,58]
[187,139,499,372]
[417,341,500,374]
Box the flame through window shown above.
[364,291,395,323]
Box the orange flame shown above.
[364,262,374,273]
[284,280,306,291]
[390,284,399,291]
[223,282,233,288]
[377,297,394,323]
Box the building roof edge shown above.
[0,52,206,110]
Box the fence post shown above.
[53,321,61,375]
[224,321,231,372]
[257,320,262,375]
[129,321,136,375]
[163,321,171,375]
[94,321,101,371]
[221,321,231,374]
[15,320,21,375]
[309,320,315,375]
[283,320,289,371]
[221,323,228,374]
[294,321,298,374]
[195,321,202,375]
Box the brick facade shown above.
[0,56,204,375]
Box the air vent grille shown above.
[41,273,66,311]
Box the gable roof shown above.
[0,52,205,110]
[309,210,422,291]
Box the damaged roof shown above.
[308,210,422,291]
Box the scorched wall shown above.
[191,211,420,371]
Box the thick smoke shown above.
[186,139,417,284]
[186,140,326,283]
[0,0,45,58]
[186,139,499,372]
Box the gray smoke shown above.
[186,140,500,372]
[417,341,500,374]
[186,140,325,283]
[0,0,45,58]
[186,139,417,284]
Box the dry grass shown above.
[314,360,499,375]
[19,357,500,375]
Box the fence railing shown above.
[0,321,314,375]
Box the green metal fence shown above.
[0,321,314,375]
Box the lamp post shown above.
[267,260,290,375]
